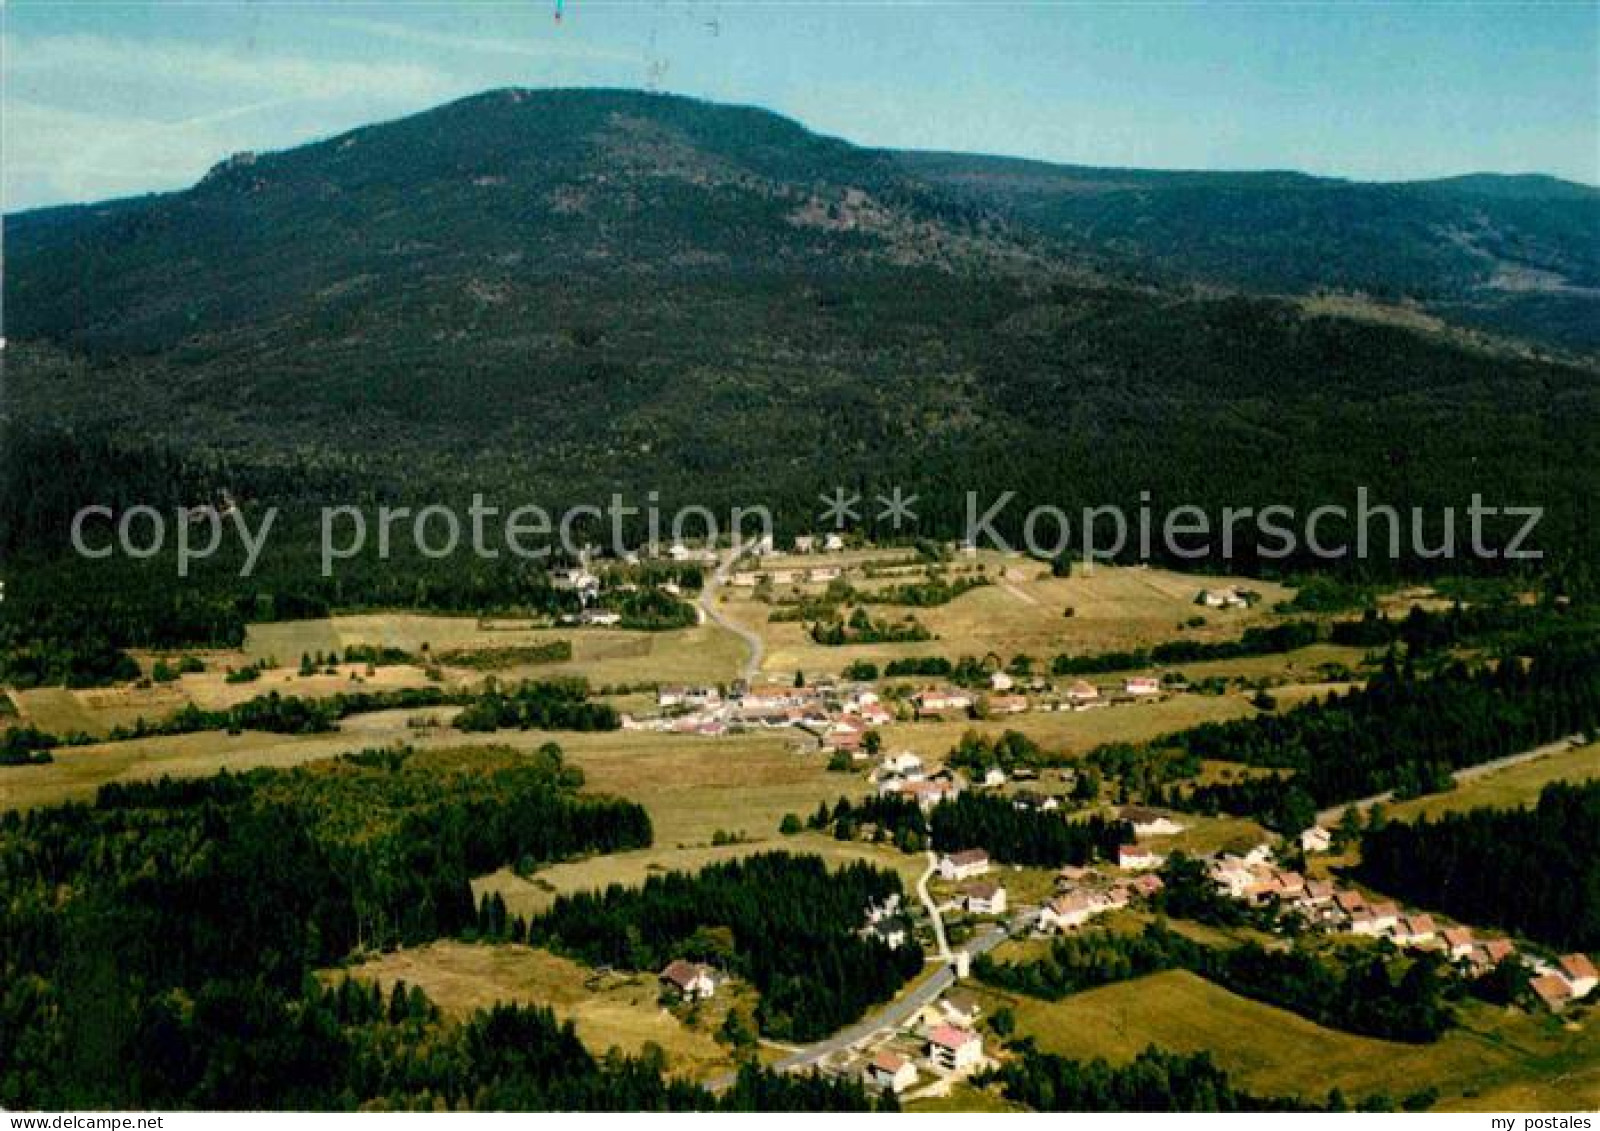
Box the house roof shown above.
[1399,915,1435,936]
[944,990,981,1016]
[660,959,708,989]
[1481,939,1516,962]
[1559,953,1598,982]
[1441,927,1474,948]
[1531,974,1573,1008]
[944,848,988,866]
[870,1050,909,1074]
[928,1024,978,1050]
[962,882,1002,900]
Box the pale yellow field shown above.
[1388,741,1600,823]
[246,614,746,688]
[334,941,752,1082]
[998,970,1600,1110]
[876,692,1257,758]
[720,559,1296,677]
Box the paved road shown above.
[711,908,1034,1089]
[698,549,764,681]
[917,851,952,962]
[1315,737,1578,825]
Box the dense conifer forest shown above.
[526,852,923,1041]
[1358,781,1600,951]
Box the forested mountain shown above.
[901,153,1600,351]
[4,88,1598,589]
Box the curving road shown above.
[917,851,953,962]
[708,907,1034,1090]
[699,548,765,682]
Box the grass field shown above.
[994,970,1600,1110]
[876,692,1256,758]
[1387,740,1600,823]
[334,941,752,1082]
[246,613,748,687]
[469,727,923,919]
[719,559,1296,678]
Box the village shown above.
[642,768,1597,1102]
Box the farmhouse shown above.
[1124,676,1162,697]
[883,751,924,777]
[1119,807,1186,837]
[1531,974,1574,1012]
[1558,953,1598,999]
[1117,844,1166,871]
[940,990,983,1028]
[863,1050,918,1094]
[659,960,718,1001]
[1038,891,1107,932]
[939,849,990,881]
[926,1025,983,1073]
[1065,680,1101,705]
[961,881,1008,916]
[914,688,975,717]
[1299,826,1333,854]
[1391,915,1436,947]
[985,693,1029,715]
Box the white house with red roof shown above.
[863,1050,917,1094]
[926,1025,983,1073]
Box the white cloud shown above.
[1,33,473,209]
[6,33,459,105]
[324,16,644,67]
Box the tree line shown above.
[1164,639,1600,828]
[976,920,1455,1043]
[1357,780,1600,951]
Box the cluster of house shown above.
[1038,865,1167,932]
[861,992,988,1095]
[909,674,1162,721]
[635,677,893,741]
[875,753,965,810]
[1209,831,1598,1012]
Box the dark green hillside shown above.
[4,88,1599,675]
[902,152,1600,351]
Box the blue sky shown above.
[4,1,1596,211]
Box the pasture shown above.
[722,559,1296,678]
[993,970,1600,1110]
[335,941,753,1082]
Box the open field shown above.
[1386,740,1600,823]
[719,560,1296,677]
[994,970,1600,1110]
[247,613,748,687]
[334,941,751,1082]
[468,729,924,919]
[7,616,746,741]
[877,692,1257,758]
